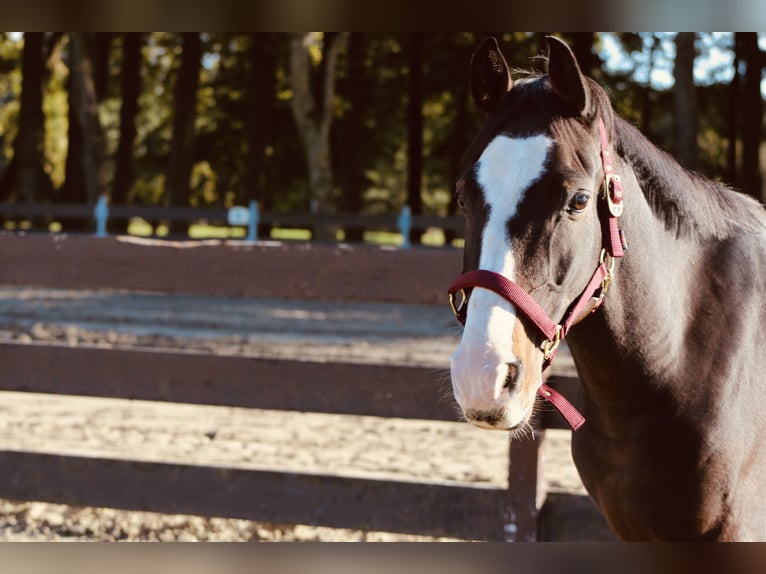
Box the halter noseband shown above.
[448,118,626,431]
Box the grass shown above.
[4,218,464,248]
[127,219,463,247]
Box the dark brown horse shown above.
[448,36,766,541]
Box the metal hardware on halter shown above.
[599,248,615,297]
[576,249,616,320]
[449,288,469,323]
[541,324,562,361]
[604,173,624,217]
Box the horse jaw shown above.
[450,133,551,431]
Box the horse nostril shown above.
[504,362,522,390]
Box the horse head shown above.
[450,36,620,432]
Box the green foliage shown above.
[0,32,761,224]
[43,37,69,190]
[0,33,22,172]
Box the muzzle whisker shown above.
[433,367,459,409]
[508,419,537,441]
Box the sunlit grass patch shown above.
[13,217,463,248]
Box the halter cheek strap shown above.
[448,118,626,431]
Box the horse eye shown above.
[457,196,466,210]
[569,192,590,213]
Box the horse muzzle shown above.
[450,315,544,431]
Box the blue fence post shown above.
[248,200,259,242]
[398,205,412,249]
[94,196,108,238]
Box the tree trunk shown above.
[0,156,17,203]
[62,59,86,206]
[61,33,105,231]
[569,33,595,75]
[407,33,425,245]
[737,32,764,201]
[16,33,51,206]
[533,32,550,56]
[445,55,473,245]
[289,32,346,241]
[13,33,65,209]
[246,33,276,238]
[339,32,367,242]
[111,32,143,234]
[726,48,740,187]
[639,35,661,138]
[166,32,202,236]
[92,33,113,101]
[673,32,698,171]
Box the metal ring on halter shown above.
[599,248,615,297]
[448,288,469,322]
[541,324,563,360]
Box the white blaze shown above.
[451,133,552,412]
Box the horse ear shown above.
[470,37,512,114]
[546,35,592,118]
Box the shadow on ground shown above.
[538,493,617,541]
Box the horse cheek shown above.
[511,319,544,399]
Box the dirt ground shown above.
[0,286,614,541]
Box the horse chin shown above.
[464,399,535,432]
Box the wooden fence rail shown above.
[0,202,466,238]
[0,233,582,541]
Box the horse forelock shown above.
[459,73,615,176]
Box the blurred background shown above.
[0,32,763,244]
[0,31,764,543]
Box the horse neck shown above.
[566,154,703,413]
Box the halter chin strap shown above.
[448,118,626,431]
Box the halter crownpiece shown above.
[448,118,626,431]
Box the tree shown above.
[727,38,741,186]
[4,32,53,222]
[245,33,277,237]
[568,33,595,76]
[674,33,698,170]
[737,32,765,201]
[92,33,114,101]
[111,32,143,234]
[0,32,758,243]
[639,34,662,136]
[439,33,481,244]
[406,33,425,245]
[289,32,346,240]
[337,32,368,241]
[60,33,106,230]
[165,32,202,236]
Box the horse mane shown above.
[613,115,766,241]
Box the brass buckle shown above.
[598,248,615,297]
[604,173,624,217]
[449,288,469,321]
[541,325,562,361]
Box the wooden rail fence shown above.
[0,202,466,241]
[0,233,582,541]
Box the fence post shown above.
[503,425,545,541]
[94,196,109,238]
[398,205,412,249]
[248,200,259,242]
